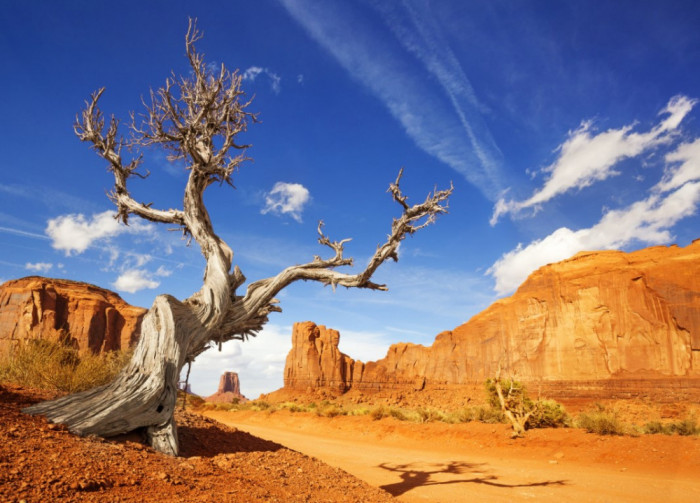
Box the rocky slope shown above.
[284,241,700,396]
[206,371,248,403]
[0,276,146,355]
[0,384,393,503]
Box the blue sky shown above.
[1,1,699,398]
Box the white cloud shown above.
[188,323,293,398]
[112,269,160,293]
[25,262,53,273]
[155,265,172,277]
[46,210,152,255]
[488,137,700,295]
[280,0,505,200]
[261,182,310,222]
[655,138,700,193]
[242,66,281,94]
[335,328,391,363]
[491,95,697,224]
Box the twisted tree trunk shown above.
[23,20,453,455]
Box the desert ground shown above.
[2,382,698,502]
[207,408,700,503]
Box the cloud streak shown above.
[279,0,505,200]
[488,137,700,295]
[491,95,697,224]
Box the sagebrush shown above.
[0,339,131,393]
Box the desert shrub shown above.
[369,405,388,420]
[527,399,571,429]
[643,421,671,435]
[252,400,272,411]
[388,407,410,421]
[285,403,305,413]
[317,404,345,418]
[576,410,626,435]
[349,406,371,416]
[668,416,700,436]
[214,402,238,411]
[0,338,131,393]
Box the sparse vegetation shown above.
[486,374,571,436]
[643,415,700,436]
[576,409,627,436]
[0,339,131,393]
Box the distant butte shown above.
[206,371,248,403]
[284,240,700,401]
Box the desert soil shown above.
[206,408,700,503]
[0,384,393,502]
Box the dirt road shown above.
[206,410,700,503]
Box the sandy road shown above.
[206,411,699,503]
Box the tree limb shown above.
[213,170,453,341]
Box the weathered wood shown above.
[25,19,453,455]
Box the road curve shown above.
[205,411,699,503]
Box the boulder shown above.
[284,241,700,395]
[0,276,147,355]
[206,371,248,403]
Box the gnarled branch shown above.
[74,89,187,228]
[213,170,453,341]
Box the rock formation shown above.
[284,241,700,395]
[206,371,248,403]
[0,276,147,355]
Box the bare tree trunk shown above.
[23,20,453,456]
[25,296,200,455]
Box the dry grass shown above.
[0,339,131,393]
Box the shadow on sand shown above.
[378,460,568,497]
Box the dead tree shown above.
[490,363,537,438]
[25,20,452,455]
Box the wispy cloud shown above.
[280,0,505,200]
[0,225,49,240]
[491,95,697,224]
[242,66,281,94]
[261,182,310,223]
[46,210,153,256]
[488,137,700,295]
[25,262,53,273]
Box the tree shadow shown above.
[178,425,283,457]
[378,461,568,497]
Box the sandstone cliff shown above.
[0,276,147,355]
[206,371,248,403]
[284,241,700,393]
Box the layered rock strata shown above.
[0,276,146,355]
[284,241,700,394]
[206,371,248,403]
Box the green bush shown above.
[643,421,670,435]
[369,405,388,420]
[669,416,700,436]
[576,410,626,435]
[0,338,131,393]
[527,399,571,429]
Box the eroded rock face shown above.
[284,322,362,392]
[284,241,700,392]
[206,371,248,403]
[0,276,147,355]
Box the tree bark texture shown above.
[24,20,453,455]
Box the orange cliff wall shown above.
[0,276,147,355]
[284,241,700,393]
